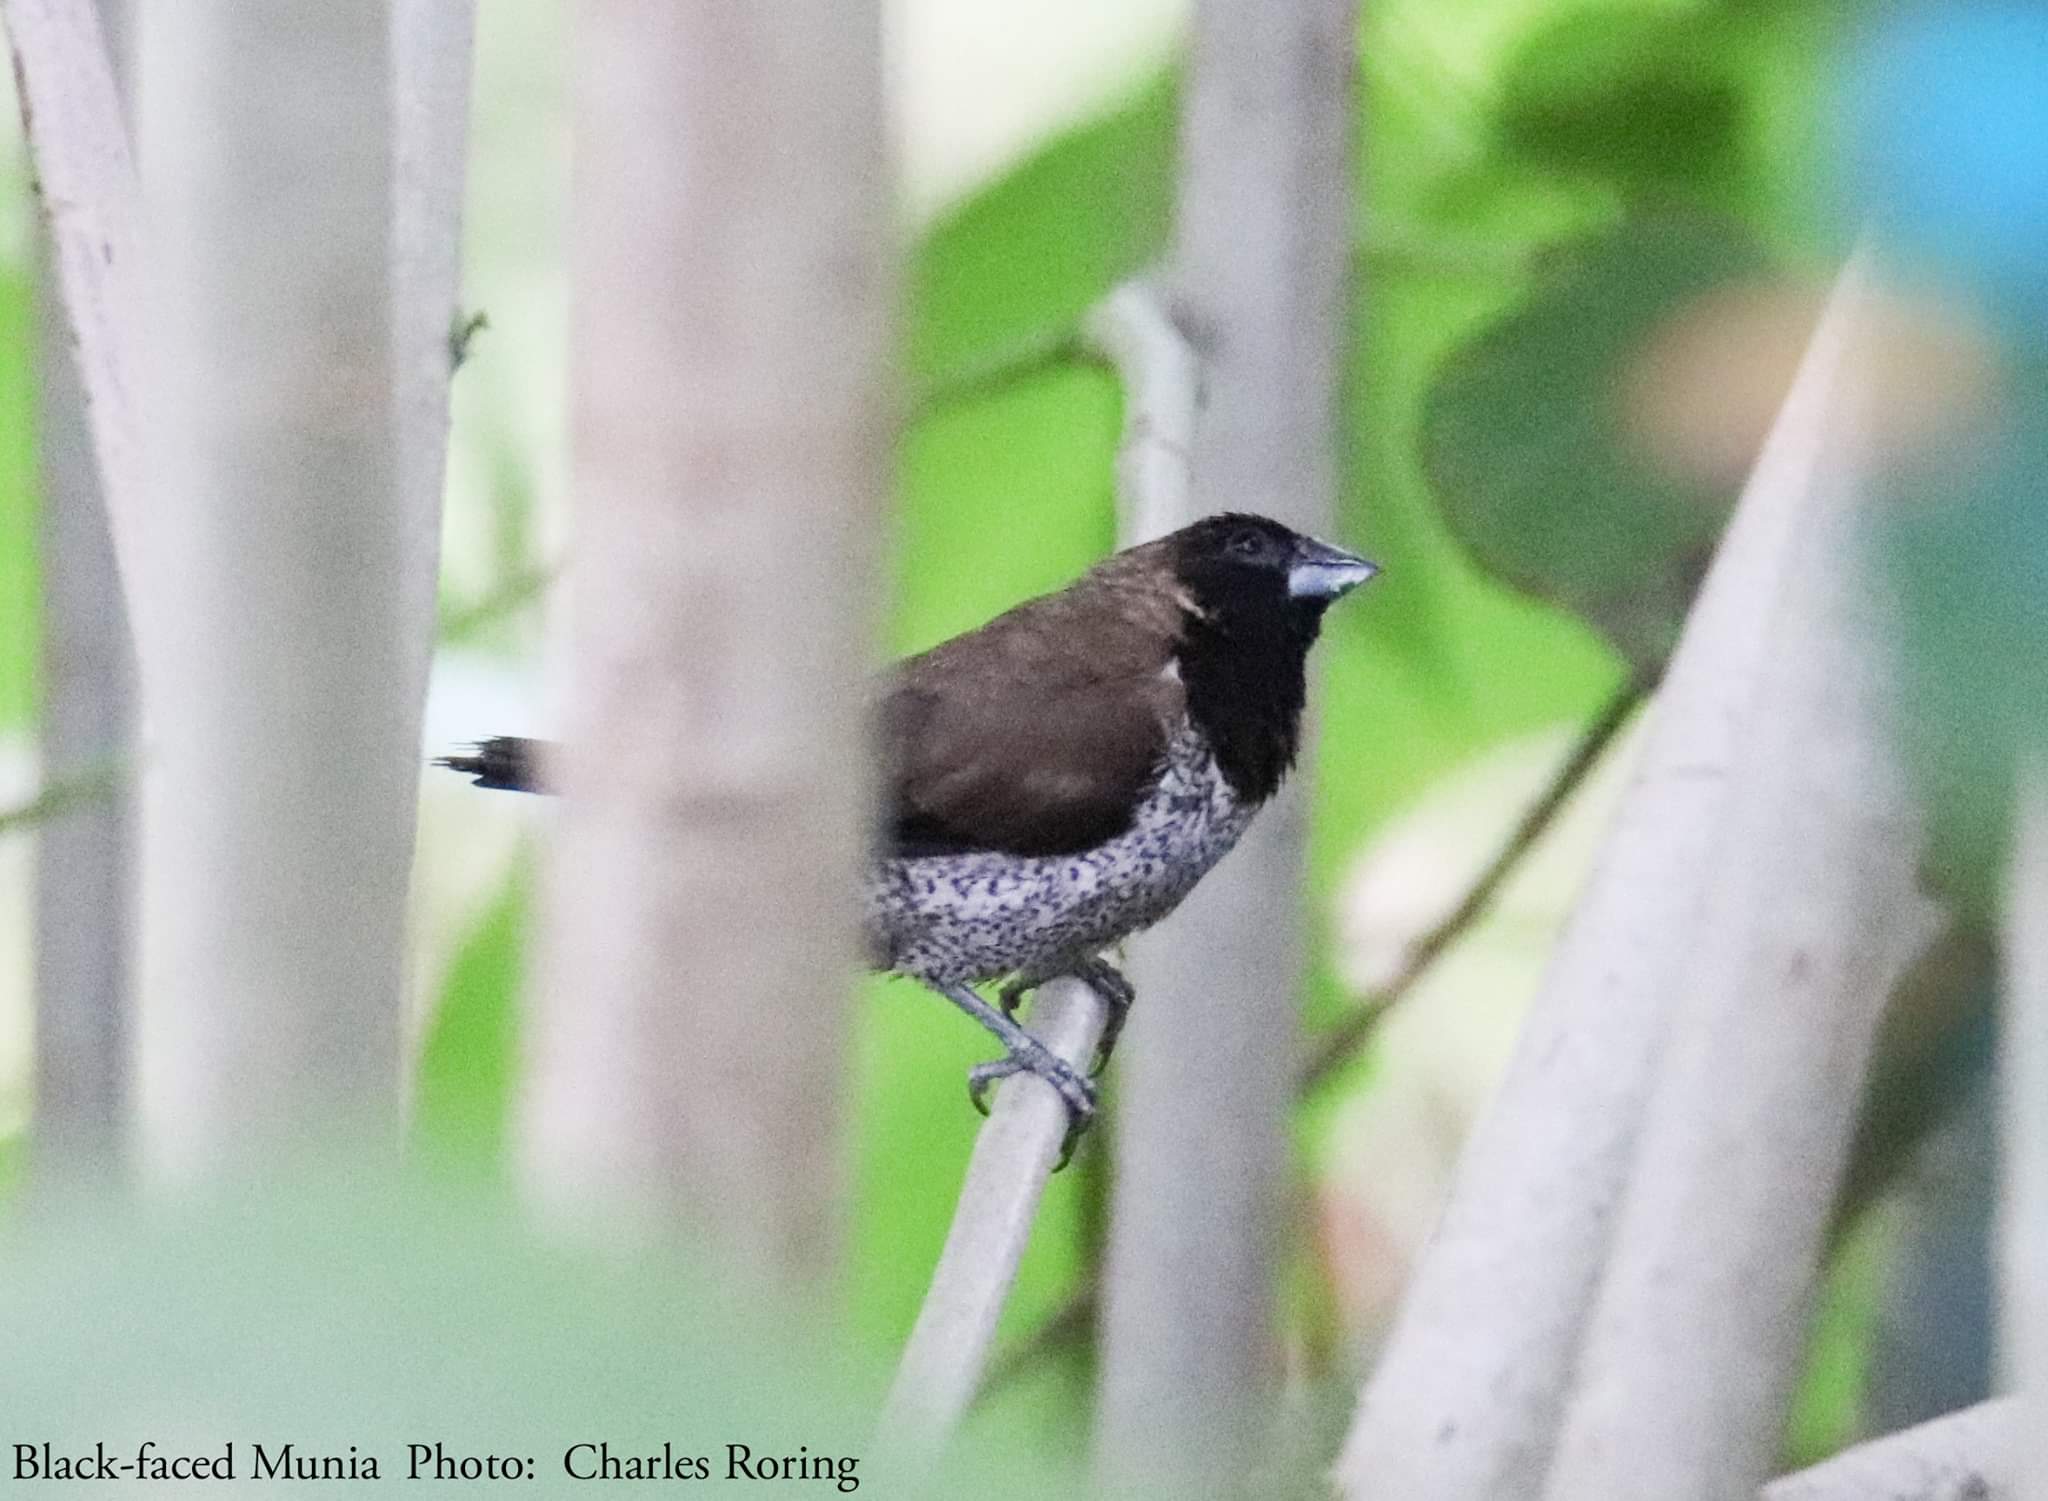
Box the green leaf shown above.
[906,75,1176,385]
[891,79,1180,660]
[1419,216,1773,671]
[1497,9,1750,205]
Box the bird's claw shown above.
[967,1045,1098,1170]
[1073,959,1136,1072]
[1001,960,1136,1071]
[1079,960,1136,1011]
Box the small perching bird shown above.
[441,513,1377,1161]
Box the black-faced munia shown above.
[440,513,1378,1161]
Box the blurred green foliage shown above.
[1881,369,2048,911]
[413,856,530,1168]
[1784,1208,1890,1465]
[1498,9,1750,203]
[0,1174,1079,1498]
[409,0,1875,1470]
[1846,3,2048,905]
[0,0,1921,1479]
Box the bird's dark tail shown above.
[434,735,552,793]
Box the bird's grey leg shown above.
[930,980,1096,1167]
[998,955,1136,1072]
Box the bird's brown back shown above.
[882,542,1191,857]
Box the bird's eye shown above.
[1228,529,1264,557]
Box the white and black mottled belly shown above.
[865,720,1256,986]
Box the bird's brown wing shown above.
[882,582,1186,858]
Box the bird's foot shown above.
[1000,958,1136,1072]
[929,978,1102,1169]
[967,1041,1097,1170]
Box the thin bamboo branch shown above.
[1081,281,1197,544]
[878,279,1184,1457]
[3,0,154,654]
[903,233,1528,429]
[876,977,1108,1457]
[1334,253,1889,1501]
[2000,759,2048,1501]
[388,0,477,1114]
[390,0,477,686]
[873,279,1192,1437]
[437,560,556,646]
[1300,675,1648,1094]
[908,325,1090,425]
[1759,1398,2018,1501]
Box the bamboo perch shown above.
[877,275,1191,1457]
[876,977,1108,1456]
[390,0,478,686]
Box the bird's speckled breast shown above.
[866,719,1256,986]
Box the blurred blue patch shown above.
[1841,3,2048,320]
[1839,6,2048,903]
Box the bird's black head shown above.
[1160,513,1378,805]
[1168,512,1379,642]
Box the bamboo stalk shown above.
[2000,758,2048,1501]
[27,0,133,1189]
[1334,252,1887,1501]
[1760,1398,2017,1501]
[133,1,422,1174]
[1539,251,1936,1501]
[521,0,889,1274]
[1094,2,1360,1491]
[2,0,151,647]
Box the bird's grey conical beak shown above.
[1288,537,1380,600]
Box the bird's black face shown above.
[1171,513,1379,638]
